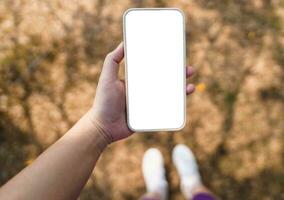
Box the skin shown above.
[0,42,195,200]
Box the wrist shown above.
[85,110,113,149]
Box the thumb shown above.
[101,42,124,81]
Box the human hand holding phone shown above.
[88,43,133,143]
[88,42,195,143]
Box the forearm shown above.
[0,110,108,200]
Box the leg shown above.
[173,144,216,200]
[192,185,216,200]
[139,192,161,200]
[140,148,168,200]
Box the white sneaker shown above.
[172,144,202,199]
[142,148,168,200]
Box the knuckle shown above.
[105,52,114,60]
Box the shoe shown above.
[172,144,202,199]
[142,148,168,200]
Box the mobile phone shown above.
[123,8,186,132]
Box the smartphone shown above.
[123,8,186,132]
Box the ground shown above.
[0,0,284,199]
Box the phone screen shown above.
[123,9,186,131]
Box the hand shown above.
[88,42,195,144]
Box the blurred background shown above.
[0,0,284,199]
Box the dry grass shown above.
[0,0,284,199]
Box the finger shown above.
[186,66,194,78]
[120,79,125,85]
[101,42,124,81]
[108,42,124,64]
[186,84,195,95]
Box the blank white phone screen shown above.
[124,9,185,131]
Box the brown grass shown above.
[0,0,284,199]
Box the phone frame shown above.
[123,8,187,132]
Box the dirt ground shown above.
[0,0,284,199]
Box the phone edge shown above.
[123,8,187,133]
